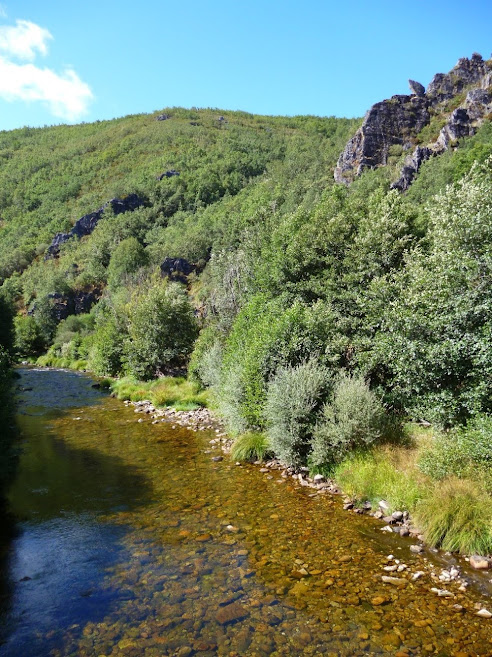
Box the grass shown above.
[415,478,492,554]
[333,447,426,512]
[332,423,492,555]
[110,376,210,411]
[36,353,88,370]
[231,432,271,462]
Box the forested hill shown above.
[1,61,492,444]
[0,109,357,282]
[2,54,492,554]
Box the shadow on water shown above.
[0,368,153,657]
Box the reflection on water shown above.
[1,368,492,656]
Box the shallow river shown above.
[0,368,491,656]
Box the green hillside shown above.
[2,102,492,553]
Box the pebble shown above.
[469,555,490,570]
[476,608,492,618]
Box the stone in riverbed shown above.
[381,575,407,586]
[476,608,492,618]
[216,602,248,625]
[469,555,490,570]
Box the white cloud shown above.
[0,5,7,19]
[0,19,52,61]
[0,56,93,121]
[0,18,93,121]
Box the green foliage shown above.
[230,432,271,462]
[310,373,385,470]
[124,281,198,380]
[14,314,44,357]
[107,236,148,289]
[333,450,424,512]
[367,158,492,425]
[265,359,331,468]
[110,375,209,411]
[415,478,492,555]
[418,414,492,487]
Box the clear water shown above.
[0,368,491,656]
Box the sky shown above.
[0,0,491,131]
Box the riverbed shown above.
[0,368,491,656]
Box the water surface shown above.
[1,368,491,656]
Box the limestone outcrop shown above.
[334,54,492,190]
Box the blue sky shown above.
[0,0,491,130]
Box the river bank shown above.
[3,366,492,656]
[127,396,492,598]
[30,364,492,576]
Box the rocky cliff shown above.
[45,194,145,259]
[334,53,492,190]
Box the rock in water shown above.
[216,602,248,625]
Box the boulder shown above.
[335,53,492,190]
[160,257,196,283]
[409,80,425,96]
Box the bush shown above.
[265,359,331,468]
[89,315,126,376]
[188,325,223,388]
[14,314,45,357]
[414,477,492,555]
[107,236,148,289]
[310,373,385,470]
[418,414,492,486]
[231,432,271,462]
[124,281,198,380]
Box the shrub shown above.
[418,414,492,486]
[310,373,385,470]
[107,237,148,289]
[265,359,331,468]
[188,325,223,388]
[231,432,271,462]
[14,314,44,357]
[89,315,126,376]
[414,478,492,555]
[124,281,198,380]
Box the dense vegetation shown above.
[1,106,492,553]
[0,292,17,496]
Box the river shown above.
[0,367,491,656]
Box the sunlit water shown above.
[0,368,491,656]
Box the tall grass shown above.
[333,449,425,512]
[110,376,209,410]
[415,478,492,554]
[231,432,271,462]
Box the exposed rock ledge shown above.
[45,194,145,259]
[335,53,492,190]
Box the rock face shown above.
[29,289,100,322]
[160,257,196,283]
[335,53,492,190]
[46,194,145,259]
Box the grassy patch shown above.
[333,447,426,512]
[110,376,210,411]
[36,353,88,370]
[415,478,492,554]
[231,432,271,462]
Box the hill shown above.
[1,54,492,553]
